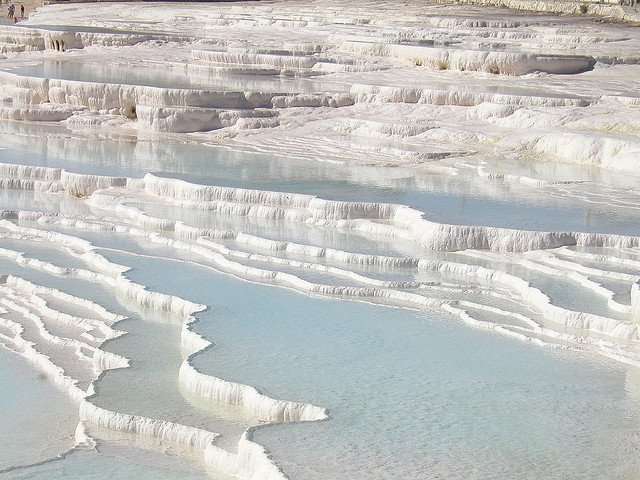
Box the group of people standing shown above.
[6,2,24,20]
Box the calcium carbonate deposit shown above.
[1,1,640,479]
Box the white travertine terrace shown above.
[0,0,636,173]
[1,0,640,477]
[0,202,327,479]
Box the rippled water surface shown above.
[2,126,640,236]
[2,1,640,479]
[1,127,640,478]
[2,129,640,479]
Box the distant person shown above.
[20,4,24,17]
[8,3,14,18]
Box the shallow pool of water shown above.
[2,61,341,93]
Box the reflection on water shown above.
[2,4,640,478]
[1,134,640,479]
[2,60,345,93]
[1,122,640,236]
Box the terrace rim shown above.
[32,0,639,26]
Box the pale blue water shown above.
[2,61,339,93]
[102,248,640,480]
[1,154,640,479]
[0,347,77,469]
[3,448,220,480]
[1,71,640,480]
[1,123,640,236]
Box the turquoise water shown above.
[3,448,221,480]
[1,124,639,236]
[1,62,640,480]
[3,1,640,478]
[102,247,640,480]
[1,149,640,479]
[2,61,338,93]
[0,347,77,470]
